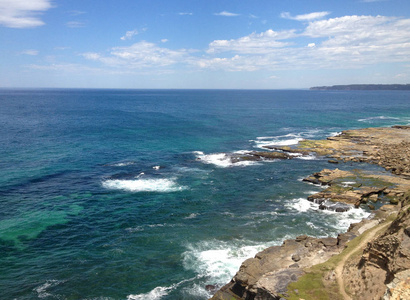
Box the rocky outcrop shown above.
[297,126,410,176]
[302,168,410,210]
[209,126,410,300]
[210,204,402,300]
[341,196,410,300]
[210,235,346,300]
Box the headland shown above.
[310,84,410,91]
[209,125,410,300]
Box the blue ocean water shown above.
[0,89,409,299]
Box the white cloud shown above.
[200,15,410,71]
[178,12,193,16]
[280,11,330,21]
[0,0,52,28]
[77,14,410,76]
[214,11,240,17]
[121,29,139,40]
[66,21,85,28]
[82,41,192,70]
[161,39,168,43]
[120,28,147,40]
[207,29,296,54]
[20,49,39,55]
[303,15,390,37]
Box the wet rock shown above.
[328,159,339,164]
[251,151,291,160]
[205,285,219,294]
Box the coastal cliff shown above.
[210,126,410,300]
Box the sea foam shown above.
[194,151,259,168]
[102,178,186,192]
[285,198,371,232]
[127,277,196,300]
[253,129,325,149]
[127,285,172,300]
[182,239,279,287]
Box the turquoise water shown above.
[0,89,409,299]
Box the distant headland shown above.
[310,84,410,90]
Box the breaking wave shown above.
[102,178,187,192]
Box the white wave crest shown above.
[295,154,318,160]
[194,151,259,168]
[127,278,196,300]
[285,198,371,232]
[358,116,400,123]
[253,129,324,149]
[110,161,136,167]
[127,286,172,300]
[182,239,279,286]
[102,178,186,192]
[34,280,65,299]
[254,134,303,148]
[285,197,313,212]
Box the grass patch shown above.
[285,219,393,300]
[286,271,333,300]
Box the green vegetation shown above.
[286,218,394,300]
[285,271,334,300]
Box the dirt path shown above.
[335,221,391,300]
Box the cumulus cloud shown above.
[82,41,192,69]
[77,14,410,75]
[207,29,296,54]
[0,0,53,28]
[214,11,240,17]
[200,15,410,71]
[280,11,330,21]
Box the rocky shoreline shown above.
[210,125,410,300]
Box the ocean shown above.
[0,89,409,299]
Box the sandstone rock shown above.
[210,127,410,300]
[369,194,379,202]
[291,254,301,262]
[210,235,343,300]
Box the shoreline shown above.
[210,125,410,300]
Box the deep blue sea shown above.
[0,89,409,299]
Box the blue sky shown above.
[1,0,410,89]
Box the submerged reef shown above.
[210,125,410,300]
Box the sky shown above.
[1,0,410,89]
